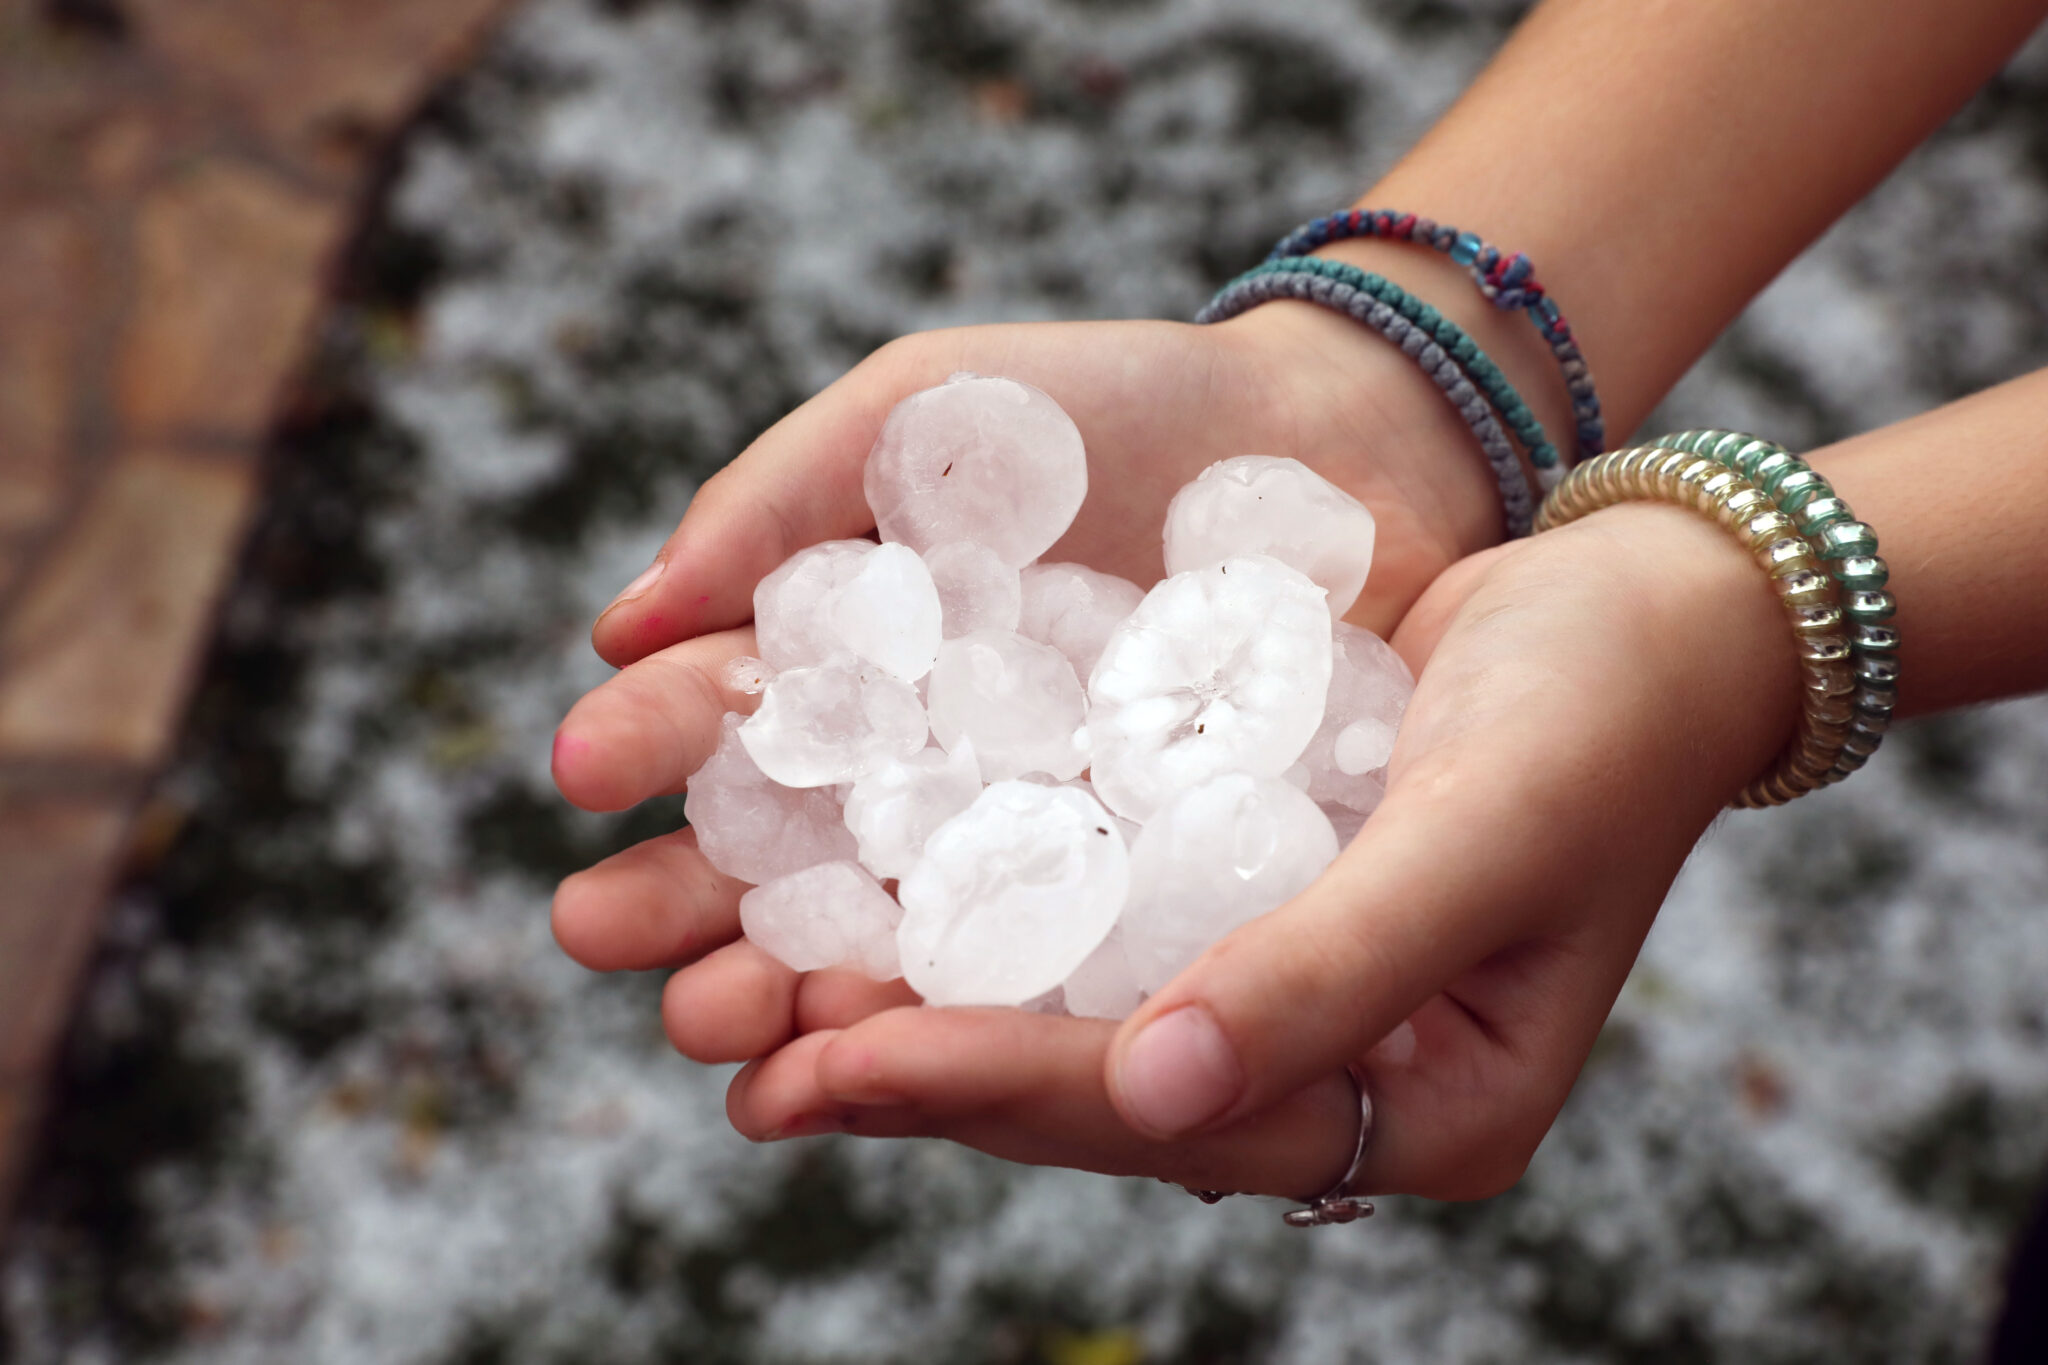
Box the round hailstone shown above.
[926,630,1089,782]
[923,540,1022,638]
[738,656,928,788]
[1062,928,1144,1021]
[754,540,942,681]
[685,714,858,885]
[1017,561,1146,683]
[741,860,904,980]
[841,739,984,880]
[863,373,1088,569]
[753,539,875,669]
[1299,622,1415,814]
[1163,456,1378,619]
[1086,555,1334,821]
[898,781,1128,1006]
[1122,773,1340,994]
[825,542,944,681]
[722,656,776,696]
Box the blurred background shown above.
[4,0,2048,1361]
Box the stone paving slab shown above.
[0,0,510,1222]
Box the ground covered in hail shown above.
[7,1,2048,1362]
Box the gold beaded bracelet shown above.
[1535,445,1857,809]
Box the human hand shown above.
[620,502,1799,1201]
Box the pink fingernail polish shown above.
[1115,1006,1243,1139]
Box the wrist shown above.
[1546,501,1802,811]
[1205,296,1510,602]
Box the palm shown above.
[589,310,1499,668]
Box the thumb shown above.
[1103,509,1794,1143]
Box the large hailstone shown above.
[753,540,943,681]
[740,861,903,980]
[926,630,1089,782]
[841,740,984,880]
[923,540,1022,638]
[898,781,1128,1006]
[738,656,928,787]
[1086,555,1334,821]
[1062,928,1144,1020]
[684,714,858,885]
[863,373,1088,569]
[1121,773,1340,993]
[1163,456,1377,619]
[1299,622,1415,814]
[1017,561,1146,683]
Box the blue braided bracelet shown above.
[1235,256,1564,485]
[1198,263,1537,537]
[1270,209,1606,462]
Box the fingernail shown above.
[767,1112,850,1141]
[1115,1006,1243,1138]
[605,557,666,614]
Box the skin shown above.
[552,0,2048,1200]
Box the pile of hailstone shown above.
[686,374,1413,1018]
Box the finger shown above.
[1103,512,1793,1142]
[552,827,746,972]
[734,1007,1360,1199]
[592,336,970,666]
[793,970,921,1033]
[552,627,758,812]
[662,939,799,1064]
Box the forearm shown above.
[1813,367,2048,716]
[1322,0,2048,447]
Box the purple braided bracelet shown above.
[1269,210,1606,460]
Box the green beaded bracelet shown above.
[1651,430,1896,779]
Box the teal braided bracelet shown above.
[1651,429,1897,778]
[1232,256,1567,485]
[1198,264,1536,535]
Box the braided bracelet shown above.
[1536,445,1859,808]
[1648,430,1896,777]
[1268,208,1606,461]
[1227,257,1565,489]
[1198,265,1537,537]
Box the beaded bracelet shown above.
[1199,264,1538,537]
[1226,257,1565,489]
[1267,209,1606,461]
[1647,430,1896,777]
[1535,445,1858,808]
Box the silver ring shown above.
[1282,1064,1375,1227]
[1169,1064,1376,1227]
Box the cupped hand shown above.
[550,305,1511,1015]
[571,502,1800,1202]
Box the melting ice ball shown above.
[1061,927,1145,1021]
[738,656,928,788]
[841,740,983,880]
[1086,555,1334,821]
[753,540,942,681]
[926,630,1089,782]
[1163,455,1377,619]
[897,781,1128,1006]
[685,714,858,885]
[1017,561,1146,683]
[1121,773,1340,994]
[863,373,1088,569]
[923,540,1023,638]
[740,860,903,980]
[1299,622,1415,816]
